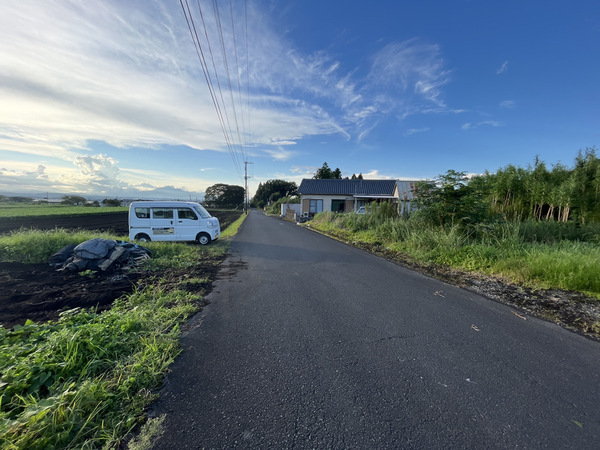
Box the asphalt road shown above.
[150,210,600,449]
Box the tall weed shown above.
[309,211,600,296]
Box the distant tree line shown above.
[0,195,124,206]
[0,195,34,203]
[312,162,362,179]
[251,180,298,209]
[204,184,245,209]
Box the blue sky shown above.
[0,0,598,199]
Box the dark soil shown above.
[0,210,240,329]
[0,262,142,329]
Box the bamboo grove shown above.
[483,148,600,223]
[416,148,600,227]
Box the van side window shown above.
[177,208,198,220]
[152,208,174,219]
[135,207,150,219]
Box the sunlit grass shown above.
[311,212,600,297]
[0,229,124,263]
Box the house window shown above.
[309,199,323,213]
[331,199,345,212]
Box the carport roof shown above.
[298,179,397,196]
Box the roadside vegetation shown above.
[0,213,246,449]
[265,195,300,215]
[311,150,600,298]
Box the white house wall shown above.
[300,195,355,214]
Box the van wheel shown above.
[135,233,151,243]
[197,233,211,245]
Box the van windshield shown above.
[193,204,211,219]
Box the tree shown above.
[102,198,122,207]
[204,184,245,209]
[61,195,87,206]
[313,162,342,179]
[414,170,487,228]
[252,180,298,208]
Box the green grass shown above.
[0,217,245,449]
[310,212,600,297]
[0,205,127,219]
[0,229,124,263]
[220,212,246,238]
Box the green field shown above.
[0,204,127,219]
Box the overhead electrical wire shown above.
[228,0,248,162]
[195,0,242,175]
[179,0,249,181]
[197,0,241,172]
[212,0,245,166]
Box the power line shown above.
[179,0,244,180]
[212,0,245,167]
[195,0,242,175]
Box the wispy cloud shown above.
[0,1,347,164]
[404,127,430,136]
[496,61,509,75]
[0,1,458,195]
[500,100,516,108]
[462,121,504,130]
[263,148,298,161]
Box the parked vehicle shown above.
[128,201,220,244]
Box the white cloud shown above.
[73,154,122,190]
[500,100,516,108]
[362,170,392,180]
[404,127,430,136]
[0,1,349,168]
[0,154,215,198]
[462,121,504,130]
[497,61,509,75]
[263,148,298,161]
[368,40,451,108]
[0,1,460,195]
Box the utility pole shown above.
[244,160,254,214]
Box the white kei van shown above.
[128,201,220,245]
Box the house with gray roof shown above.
[297,179,421,216]
[297,179,398,216]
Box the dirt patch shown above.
[0,262,142,329]
[0,211,240,329]
[0,257,225,330]
[353,241,600,340]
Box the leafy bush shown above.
[265,196,300,215]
